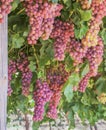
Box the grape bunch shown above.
[86,37,104,77]
[67,39,88,66]
[8,60,17,96]
[33,65,68,121]
[46,65,69,119]
[78,72,91,92]
[82,0,106,47]
[79,37,104,92]
[17,53,32,96]
[79,0,91,9]
[33,79,53,121]
[24,0,63,44]
[97,93,106,104]
[0,0,13,23]
[50,20,74,61]
[47,91,61,119]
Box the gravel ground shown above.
[7,115,106,130]
[7,120,106,130]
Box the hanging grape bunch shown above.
[46,65,69,119]
[8,53,32,96]
[24,0,63,44]
[67,39,88,66]
[0,0,13,23]
[16,53,32,96]
[33,79,53,121]
[8,60,17,96]
[50,20,74,61]
[79,0,91,9]
[79,37,104,92]
[82,0,106,47]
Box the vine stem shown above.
[8,47,13,54]
[24,114,29,130]
[32,45,39,67]
[17,8,25,15]
[49,122,52,130]
[18,45,27,53]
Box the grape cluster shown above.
[79,0,91,9]
[50,20,74,61]
[82,0,106,47]
[47,91,61,119]
[0,0,13,23]
[8,60,17,96]
[97,93,106,104]
[86,37,104,76]
[78,72,91,92]
[79,38,104,92]
[17,53,32,96]
[46,65,69,119]
[67,39,88,66]
[24,0,63,45]
[33,79,53,121]
[33,65,68,121]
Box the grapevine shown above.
[3,0,106,128]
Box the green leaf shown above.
[37,68,45,79]
[12,34,25,48]
[73,2,80,10]
[75,23,88,39]
[64,82,73,102]
[63,0,72,8]
[80,63,89,77]
[39,40,54,67]
[103,112,106,117]
[51,0,58,3]
[23,30,28,37]
[68,111,75,129]
[79,9,92,21]
[103,16,106,28]
[100,29,106,44]
[72,104,80,112]
[32,122,40,130]
[95,77,106,94]
[81,93,90,106]
[29,61,36,72]
[69,73,80,86]
[64,73,80,102]
[65,55,73,71]
[11,0,20,11]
